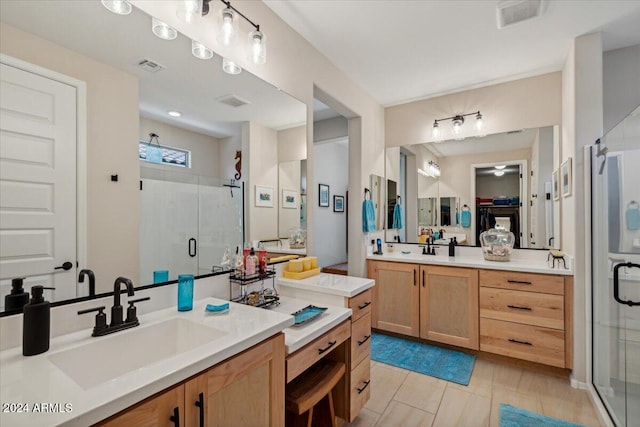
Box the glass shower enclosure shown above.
[591,105,640,426]
[139,168,243,284]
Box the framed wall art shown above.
[255,186,274,207]
[333,195,344,212]
[319,184,330,207]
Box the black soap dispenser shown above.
[448,238,455,257]
[5,278,29,312]
[23,285,54,356]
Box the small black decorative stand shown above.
[228,267,279,308]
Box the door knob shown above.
[54,261,73,271]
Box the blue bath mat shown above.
[370,333,475,385]
[499,404,585,427]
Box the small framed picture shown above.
[552,169,560,201]
[255,185,274,207]
[319,184,330,207]
[282,189,298,209]
[333,195,344,212]
[561,158,572,198]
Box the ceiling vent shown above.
[217,95,250,108]
[136,58,166,73]
[496,0,545,29]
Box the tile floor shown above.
[345,359,603,427]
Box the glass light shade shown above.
[248,30,267,64]
[432,122,442,142]
[452,116,465,140]
[218,7,238,46]
[192,40,213,60]
[475,112,486,136]
[222,58,242,75]
[495,165,506,170]
[177,0,201,23]
[101,0,132,15]
[152,17,177,40]
[494,170,505,176]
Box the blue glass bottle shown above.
[177,274,194,311]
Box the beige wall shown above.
[1,23,139,291]
[132,1,385,277]
[139,116,220,177]
[278,125,307,162]
[385,72,562,147]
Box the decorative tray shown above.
[291,305,327,325]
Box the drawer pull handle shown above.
[195,392,204,427]
[169,407,180,427]
[358,301,371,310]
[318,340,337,354]
[358,334,371,346]
[507,304,532,311]
[507,279,532,285]
[509,338,533,346]
[414,269,417,286]
[357,380,371,394]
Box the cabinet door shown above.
[420,266,479,350]
[97,384,184,427]
[369,261,419,336]
[185,333,285,427]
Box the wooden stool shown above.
[285,360,346,427]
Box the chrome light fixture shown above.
[101,0,132,15]
[432,111,485,141]
[428,161,441,177]
[192,40,214,59]
[152,17,177,40]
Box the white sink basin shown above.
[48,318,227,389]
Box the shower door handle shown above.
[188,238,197,258]
[613,262,640,306]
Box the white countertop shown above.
[270,297,352,354]
[278,273,375,297]
[268,247,307,255]
[0,297,294,427]
[367,249,573,275]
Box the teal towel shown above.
[461,209,471,228]
[392,203,404,229]
[362,199,376,232]
[627,201,640,230]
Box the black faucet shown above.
[78,269,95,296]
[78,276,149,337]
[111,277,134,327]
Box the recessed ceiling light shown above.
[494,170,505,177]
[495,165,506,169]
[168,111,182,117]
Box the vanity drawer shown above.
[479,270,564,295]
[286,320,351,383]
[350,357,371,419]
[351,313,372,367]
[348,289,372,322]
[480,287,564,330]
[480,318,565,368]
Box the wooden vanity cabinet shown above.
[420,266,479,350]
[95,333,285,427]
[368,261,420,336]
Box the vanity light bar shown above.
[432,110,485,142]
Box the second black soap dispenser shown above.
[5,278,29,311]
[23,285,54,356]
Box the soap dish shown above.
[291,305,327,325]
[401,251,411,255]
[205,303,229,314]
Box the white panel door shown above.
[0,63,77,307]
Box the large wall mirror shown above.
[0,1,306,312]
[385,126,561,249]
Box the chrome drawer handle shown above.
[357,380,370,394]
[507,304,532,311]
[358,335,371,346]
[507,279,532,285]
[318,340,337,354]
[357,301,371,310]
[509,338,532,346]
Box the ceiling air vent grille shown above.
[496,0,545,29]
[136,58,166,73]
[217,95,250,108]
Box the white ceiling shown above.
[0,1,306,138]
[265,0,640,106]
[424,128,538,157]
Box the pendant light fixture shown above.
[152,17,178,40]
[431,111,485,142]
[222,58,242,75]
[218,5,238,46]
[177,0,202,23]
[192,40,213,59]
[101,0,132,15]
[248,29,266,65]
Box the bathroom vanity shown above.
[367,247,573,369]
